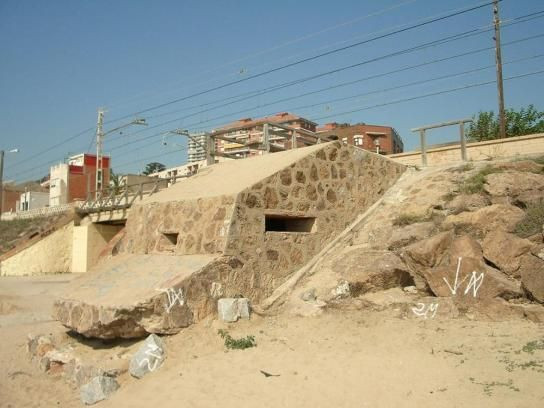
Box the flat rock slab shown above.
[129,334,166,379]
[218,298,250,322]
[54,253,216,338]
[80,375,119,405]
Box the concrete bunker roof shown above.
[142,143,331,203]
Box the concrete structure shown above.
[19,191,49,211]
[49,153,110,206]
[317,123,404,154]
[54,142,405,338]
[187,132,207,163]
[71,223,124,273]
[0,222,74,276]
[390,133,544,166]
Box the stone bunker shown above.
[54,142,406,338]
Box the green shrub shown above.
[514,201,544,238]
[459,165,502,194]
[392,213,429,226]
[218,329,256,350]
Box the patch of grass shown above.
[531,155,544,165]
[218,329,256,350]
[0,218,39,255]
[514,201,544,238]
[392,213,431,226]
[522,339,544,354]
[456,163,474,172]
[459,165,502,194]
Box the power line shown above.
[4,0,501,171]
[112,69,544,173]
[106,26,543,154]
[107,0,498,122]
[313,69,544,121]
[105,0,421,112]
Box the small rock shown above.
[217,298,250,322]
[80,375,119,405]
[403,286,418,294]
[300,288,317,302]
[39,356,51,372]
[333,281,351,298]
[129,334,166,379]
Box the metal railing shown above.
[78,174,189,214]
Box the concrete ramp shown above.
[55,142,406,338]
[54,254,217,338]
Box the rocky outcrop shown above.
[520,254,544,303]
[330,249,415,297]
[482,230,533,278]
[443,204,525,234]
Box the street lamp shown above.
[0,148,19,215]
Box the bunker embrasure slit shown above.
[265,214,316,233]
[163,232,179,246]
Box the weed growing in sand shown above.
[218,329,256,350]
[469,377,520,396]
[458,165,502,194]
[521,339,544,354]
[514,202,544,238]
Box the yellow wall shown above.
[0,222,74,276]
[390,133,544,166]
[72,224,123,273]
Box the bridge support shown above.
[72,224,123,273]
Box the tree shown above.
[142,162,166,175]
[467,105,544,142]
[109,169,122,195]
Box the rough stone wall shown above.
[224,142,406,301]
[120,195,235,256]
[0,222,74,276]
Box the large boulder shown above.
[482,230,533,278]
[484,171,544,206]
[330,249,415,296]
[520,254,544,303]
[442,204,525,234]
[403,231,454,268]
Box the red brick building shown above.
[316,123,404,154]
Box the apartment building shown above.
[187,132,208,163]
[213,112,320,158]
[48,153,110,206]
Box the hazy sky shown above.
[1,0,543,182]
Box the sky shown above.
[1,0,543,182]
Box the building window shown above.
[354,135,363,146]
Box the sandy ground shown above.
[1,276,544,408]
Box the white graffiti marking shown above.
[138,343,162,372]
[464,271,485,297]
[442,257,469,296]
[412,302,439,319]
[442,257,485,297]
[157,288,185,313]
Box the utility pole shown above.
[493,0,506,139]
[94,108,146,198]
[0,148,19,215]
[95,108,105,198]
[0,150,4,215]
